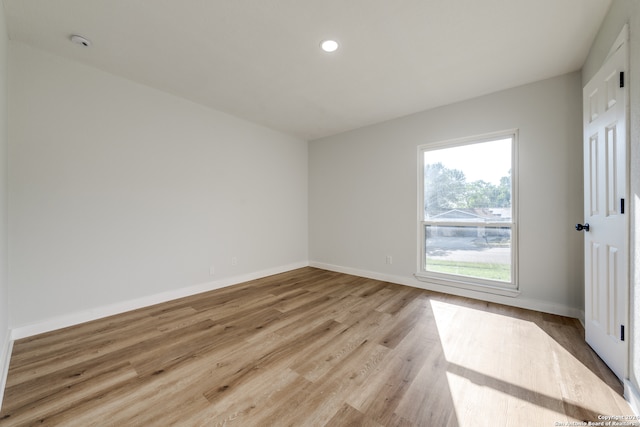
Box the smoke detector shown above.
[70,34,91,47]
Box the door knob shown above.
[575,223,590,232]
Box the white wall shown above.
[8,42,308,331]
[0,0,10,404]
[582,0,640,411]
[309,72,584,317]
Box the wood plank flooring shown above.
[0,267,633,426]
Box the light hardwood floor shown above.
[0,267,633,426]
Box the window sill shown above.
[414,272,520,298]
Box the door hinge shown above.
[621,325,625,341]
[620,71,625,88]
[621,198,625,214]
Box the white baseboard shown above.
[0,330,12,410]
[625,380,640,417]
[11,261,308,340]
[309,261,584,319]
[7,260,583,338]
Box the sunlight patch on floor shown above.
[429,298,631,425]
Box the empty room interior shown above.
[0,0,639,425]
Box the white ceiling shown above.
[2,0,611,140]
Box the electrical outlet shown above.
[209,266,215,276]
[231,257,238,266]
[386,255,393,264]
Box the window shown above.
[417,131,518,295]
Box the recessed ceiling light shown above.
[70,34,91,47]
[320,40,339,53]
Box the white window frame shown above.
[416,130,519,297]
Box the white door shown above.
[581,26,628,381]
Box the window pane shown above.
[425,225,512,283]
[424,138,512,221]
